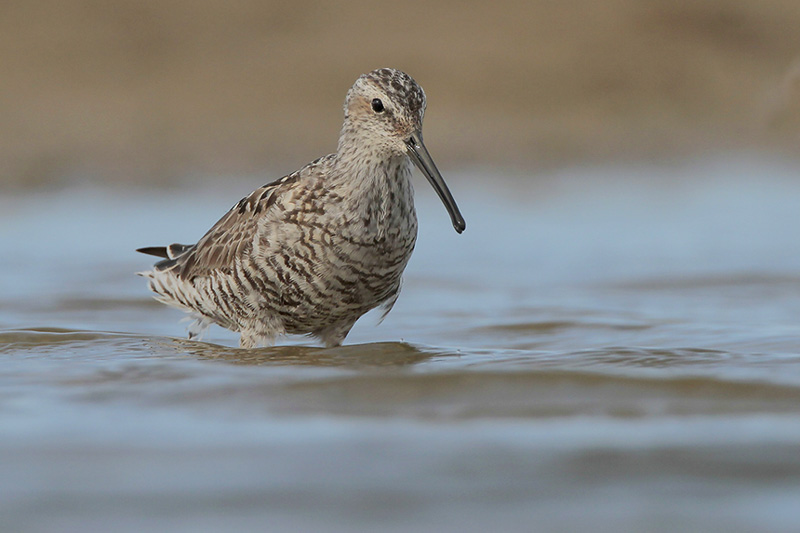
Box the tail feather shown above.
[137,243,193,260]
[166,243,193,259]
[137,246,169,259]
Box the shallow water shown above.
[3,157,800,532]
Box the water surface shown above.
[2,157,800,532]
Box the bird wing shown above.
[152,173,298,279]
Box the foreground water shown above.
[2,157,800,532]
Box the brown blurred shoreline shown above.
[2,0,800,188]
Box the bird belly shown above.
[242,213,417,335]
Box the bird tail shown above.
[136,243,193,259]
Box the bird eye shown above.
[371,98,385,113]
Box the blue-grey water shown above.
[3,156,800,532]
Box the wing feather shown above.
[155,174,297,279]
[141,153,335,279]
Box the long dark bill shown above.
[405,131,466,233]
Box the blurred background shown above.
[3,0,800,189]
[5,3,800,532]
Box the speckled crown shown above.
[359,68,426,116]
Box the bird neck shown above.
[331,148,416,238]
